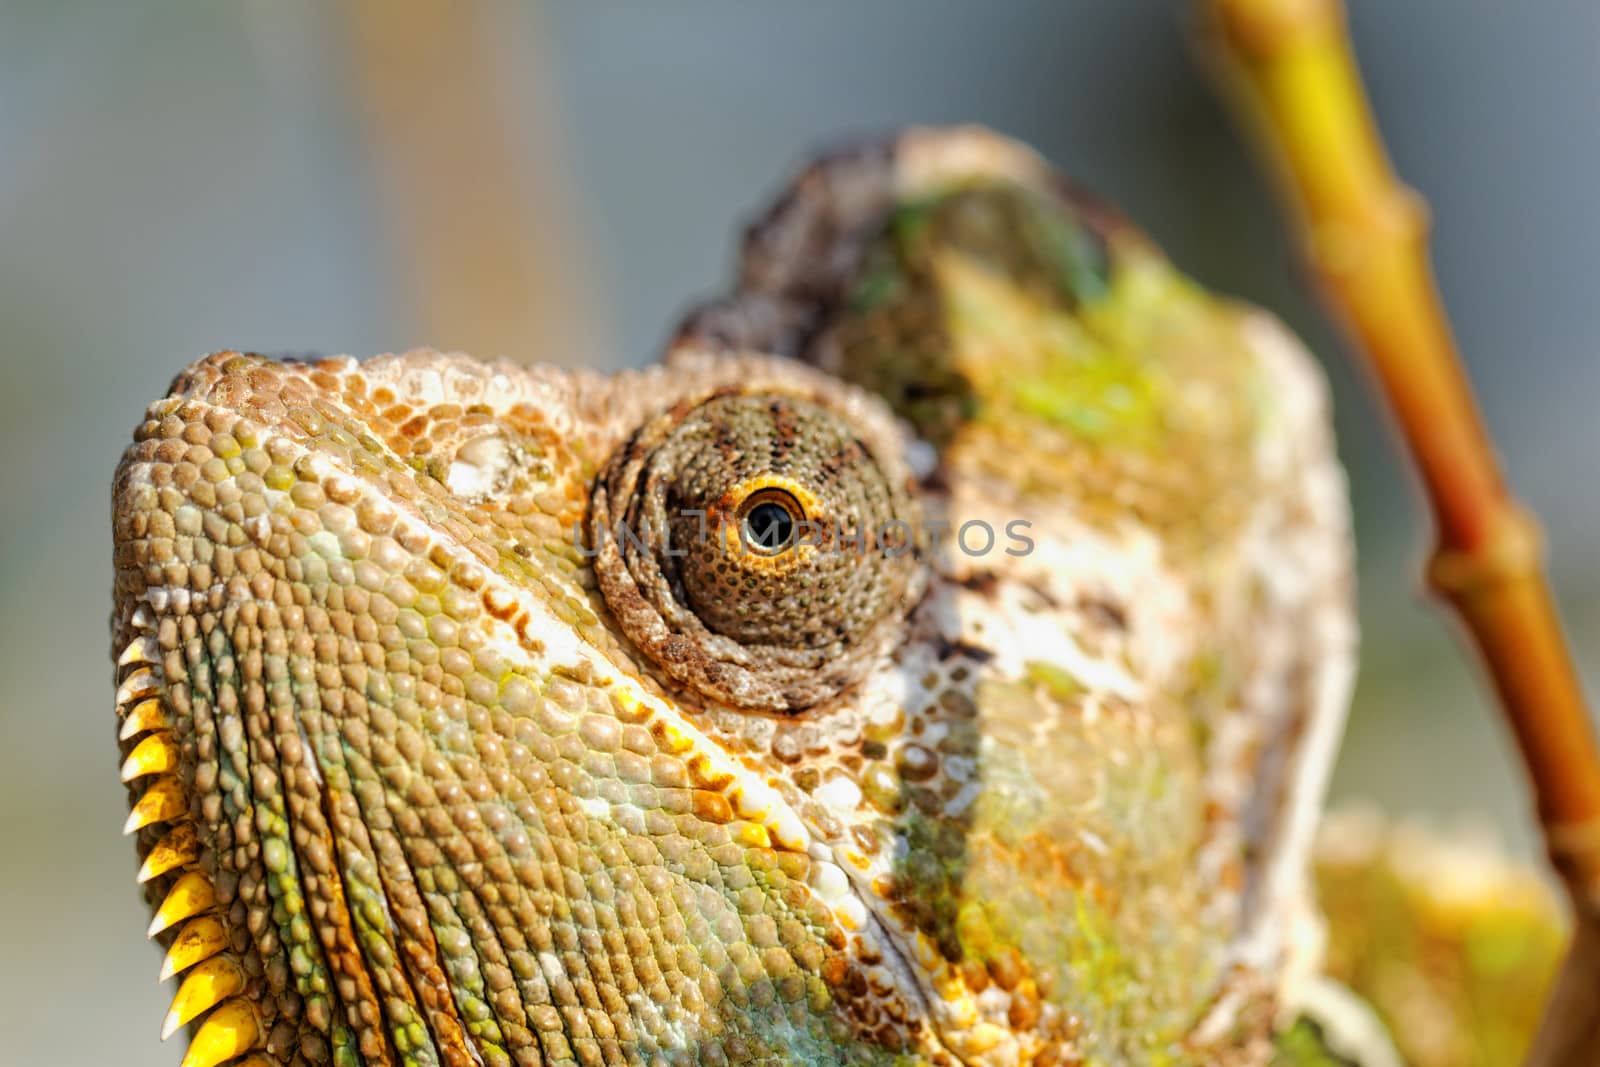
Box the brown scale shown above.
[295,604,497,1063]
[232,427,396,1062]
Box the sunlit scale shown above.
[137,822,199,883]
[165,956,248,1039]
[109,127,1358,1065]
[119,697,170,741]
[121,731,179,781]
[148,871,217,937]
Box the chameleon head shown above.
[111,127,1353,1066]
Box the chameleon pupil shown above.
[744,499,797,552]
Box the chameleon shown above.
[110,126,1396,1066]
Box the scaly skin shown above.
[111,128,1374,1066]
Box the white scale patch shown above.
[444,433,514,500]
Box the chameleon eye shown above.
[589,389,922,712]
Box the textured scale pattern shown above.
[111,127,1363,1066]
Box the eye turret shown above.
[589,389,922,712]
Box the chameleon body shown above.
[111,128,1366,1066]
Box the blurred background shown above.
[3,3,1597,1063]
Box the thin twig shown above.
[1194,0,1600,1058]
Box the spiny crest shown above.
[116,611,266,1067]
